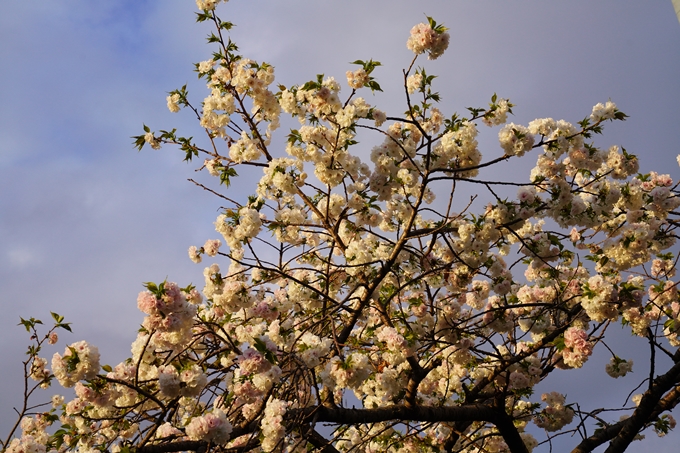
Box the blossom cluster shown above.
[51,341,100,388]
[406,20,450,60]
[605,356,634,378]
[560,327,593,369]
[186,409,232,444]
[534,392,575,432]
[136,281,198,349]
[260,399,288,452]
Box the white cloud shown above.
[5,247,41,269]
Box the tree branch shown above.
[571,356,680,453]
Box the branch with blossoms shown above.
[1,314,70,452]
[6,1,680,453]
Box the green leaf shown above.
[18,317,42,332]
[51,312,65,323]
[143,280,167,298]
[253,337,278,364]
[367,81,383,93]
[220,167,238,187]
[182,283,196,293]
[547,233,564,251]
[65,346,81,372]
[132,134,146,151]
[426,15,448,33]
[19,318,32,332]
[552,336,566,351]
[195,11,211,22]
[287,129,302,145]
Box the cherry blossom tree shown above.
[4,2,680,453]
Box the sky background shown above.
[2,1,680,451]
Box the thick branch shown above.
[297,425,341,453]
[136,405,532,453]
[137,423,256,453]
[572,356,680,453]
[137,441,208,453]
[295,405,529,453]
[603,358,680,453]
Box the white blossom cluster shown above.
[534,392,575,432]
[51,341,100,388]
[406,21,450,60]
[605,356,634,378]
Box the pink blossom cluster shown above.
[237,347,272,376]
[376,326,412,356]
[188,239,222,264]
[561,327,593,369]
[136,281,197,336]
[155,422,182,440]
[186,409,232,445]
[74,381,120,408]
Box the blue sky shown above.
[2,1,680,451]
